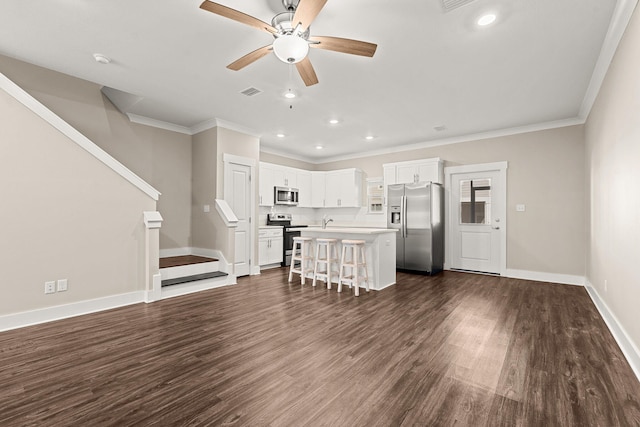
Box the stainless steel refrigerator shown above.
[387,182,444,274]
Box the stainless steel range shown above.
[266,213,307,267]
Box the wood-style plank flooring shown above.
[159,255,218,269]
[1,269,639,426]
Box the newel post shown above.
[143,211,163,303]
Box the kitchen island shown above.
[290,227,397,291]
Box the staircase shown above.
[159,255,230,299]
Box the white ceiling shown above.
[0,0,633,162]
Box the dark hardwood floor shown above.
[1,269,639,426]
[159,255,218,269]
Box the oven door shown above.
[283,229,300,267]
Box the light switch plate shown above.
[57,279,68,292]
[204,205,210,213]
[516,204,526,212]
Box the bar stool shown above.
[338,239,369,297]
[313,238,339,289]
[289,237,314,285]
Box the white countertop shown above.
[259,225,283,229]
[292,226,397,235]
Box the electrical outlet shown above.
[516,204,526,212]
[204,205,210,212]
[57,279,68,292]
[44,281,56,294]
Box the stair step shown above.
[159,255,218,269]
[161,271,228,287]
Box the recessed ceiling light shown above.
[284,90,296,99]
[93,53,111,64]
[477,13,497,26]
[315,145,323,150]
[365,135,375,140]
[328,119,340,125]
[276,133,285,138]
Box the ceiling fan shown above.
[199,0,377,86]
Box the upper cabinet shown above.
[272,168,297,188]
[311,172,326,208]
[259,162,276,206]
[297,170,312,208]
[260,162,363,208]
[325,169,363,208]
[384,158,444,186]
[383,158,444,205]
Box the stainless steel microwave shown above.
[274,186,299,205]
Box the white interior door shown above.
[447,163,507,275]
[226,162,251,277]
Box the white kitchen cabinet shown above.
[260,163,302,206]
[311,172,326,207]
[272,167,297,188]
[324,169,363,207]
[390,158,443,184]
[259,228,283,267]
[259,162,276,206]
[297,170,312,207]
[383,158,443,205]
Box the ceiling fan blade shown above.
[199,1,277,34]
[309,36,377,57]
[292,0,328,32]
[227,45,273,71]
[296,57,319,86]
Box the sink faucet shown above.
[322,216,333,229]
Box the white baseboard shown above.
[190,247,220,259]
[159,247,193,258]
[584,282,640,383]
[0,292,145,333]
[505,269,585,286]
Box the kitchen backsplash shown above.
[259,206,387,228]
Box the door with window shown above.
[447,163,506,275]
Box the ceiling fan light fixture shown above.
[273,34,309,64]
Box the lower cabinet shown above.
[259,228,283,267]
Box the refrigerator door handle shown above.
[402,195,407,238]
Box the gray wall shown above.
[0,54,192,251]
[267,125,586,277]
[585,6,640,356]
[0,82,156,316]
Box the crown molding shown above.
[578,0,638,119]
[127,113,193,135]
[126,114,262,138]
[287,117,585,165]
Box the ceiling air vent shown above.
[240,87,262,97]
[441,0,476,13]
